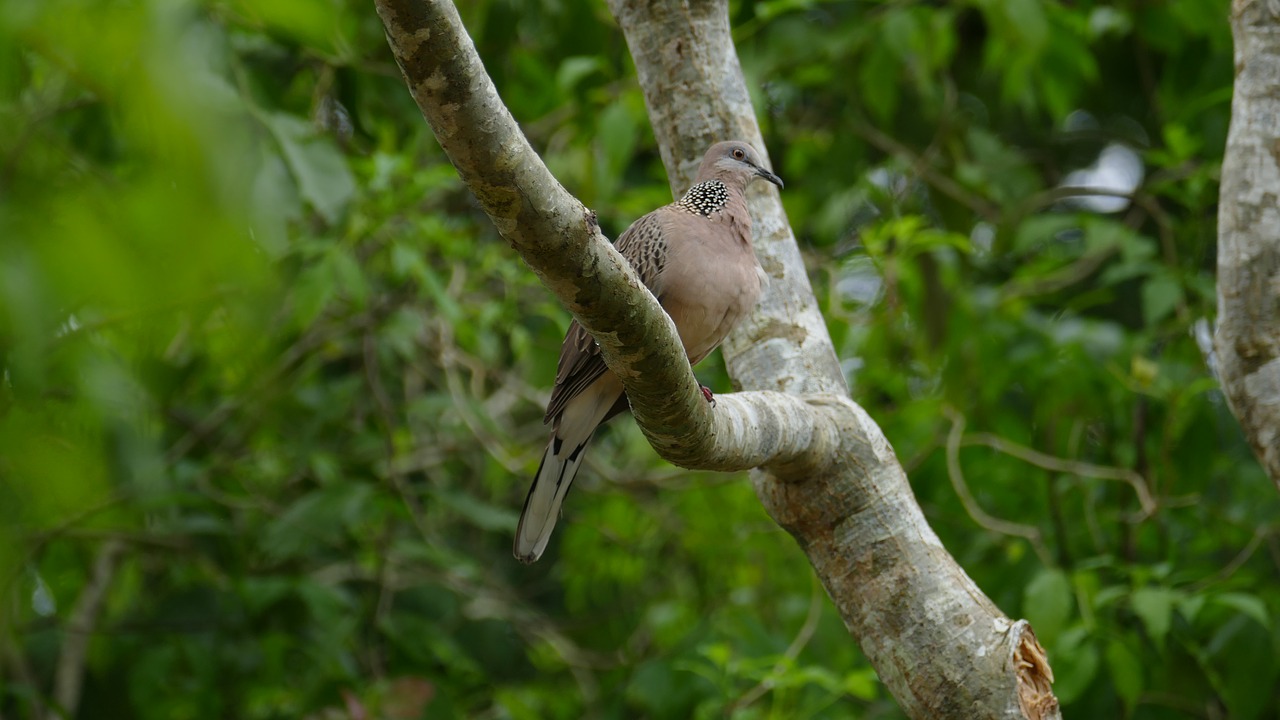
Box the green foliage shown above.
[0,0,1272,718]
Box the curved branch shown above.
[376,0,1061,717]
[944,408,1052,565]
[373,0,838,475]
[606,0,847,396]
[962,431,1156,519]
[1216,0,1280,487]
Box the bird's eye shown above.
[732,148,745,160]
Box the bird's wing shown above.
[543,209,670,424]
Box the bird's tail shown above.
[513,430,593,563]
[514,377,623,563]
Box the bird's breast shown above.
[659,224,763,365]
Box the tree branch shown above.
[944,408,1052,565]
[962,430,1156,520]
[373,0,843,476]
[1216,0,1280,488]
[375,0,1061,716]
[49,540,124,720]
[607,1,1060,717]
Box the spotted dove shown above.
[514,141,784,563]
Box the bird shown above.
[514,140,784,563]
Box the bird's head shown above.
[697,141,784,191]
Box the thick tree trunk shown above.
[1217,0,1280,487]
[374,1,1060,717]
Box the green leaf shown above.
[1177,592,1208,625]
[1013,214,1080,254]
[1201,615,1279,720]
[1003,0,1049,51]
[1212,593,1271,630]
[1131,586,1176,647]
[925,10,958,70]
[436,491,517,533]
[700,642,733,669]
[1141,272,1182,326]
[555,56,604,93]
[1081,216,1136,253]
[238,576,295,616]
[264,112,355,225]
[596,97,640,200]
[227,0,347,51]
[645,601,696,651]
[859,42,899,123]
[1161,123,1201,164]
[756,0,817,21]
[1024,568,1073,644]
[882,10,922,66]
[1050,626,1098,703]
[290,258,335,328]
[390,241,429,285]
[261,484,373,561]
[328,247,368,309]
[250,152,301,258]
[421,266,463,325]
[842,668,879,700]
[773,664,843,692]
[1105,639,1143,712]
[625,660,704,718]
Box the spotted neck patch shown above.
[676,180,730,217]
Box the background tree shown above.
[1216,1,1280,488]
[1,1,1274,719]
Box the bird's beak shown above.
[755,167,784,189]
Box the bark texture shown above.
[608,1,1059,717]
[1217,0,1280,487]
[373,0,845,474]
[606,0,844,396]
[376,0,1060,717]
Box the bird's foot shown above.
[700,385,716,407]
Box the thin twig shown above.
[49,540,125,720]
[960,432,1156,521]
[729,577,826,713]
[23,529,188,550]
[7,495,131,596]
[1017,185,1137,214]
[163,305,384,466]
[434,319,528,473]
[851,120,1001,223]
[1187,528,1271,593]
[999,247,1120,300]
[942,408,1052,565]
[360,326,412,679]
[48,288,240,349]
